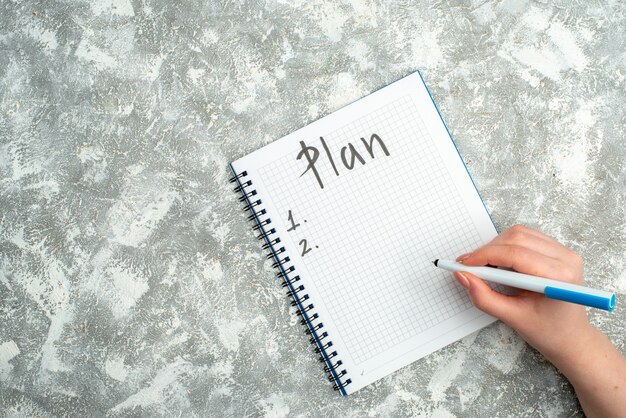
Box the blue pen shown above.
[433,259,616,312]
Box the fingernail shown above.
[455,272,470,289]
[456,253,471,263]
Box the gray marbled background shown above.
[1,0,624,416]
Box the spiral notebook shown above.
[230,71,498,395]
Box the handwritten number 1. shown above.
[287,210,300,232]
[299,239,312,257]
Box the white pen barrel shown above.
[436,260,543,291]
[435,259,616,311]
[459,265,546,292]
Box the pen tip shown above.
[432,259,439,267]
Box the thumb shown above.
[454,272,522,325]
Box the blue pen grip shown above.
[545,286,616,312]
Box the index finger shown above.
[460,244,580,283]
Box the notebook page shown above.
[231,72,498,394]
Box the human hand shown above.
[453,224,594,367]
[455,224,626,418]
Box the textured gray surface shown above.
[1,0,625,416]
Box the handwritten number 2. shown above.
[287,210,300,231]
[299,239,312,257]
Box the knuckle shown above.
[506,229,527,246]
[510,224,527,234]
[571,252,583,265]
[500,225,529,246]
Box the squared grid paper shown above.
[258,96,482,365]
